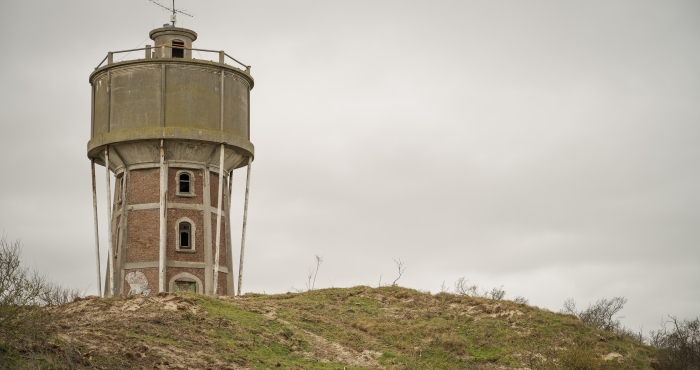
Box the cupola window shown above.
[172,39,184,58]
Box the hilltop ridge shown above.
[5,286,655,369]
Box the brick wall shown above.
[216,271,228,296]
[209,171,221,207]
[125,209,160,262]
[211,214,227,265]
[128,168,160,204]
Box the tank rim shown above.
[149,27,198,41]
[89,58,254,89]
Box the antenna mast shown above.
[148,0,193,27]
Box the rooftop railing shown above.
[95,45,250,73]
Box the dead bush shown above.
[562,297,627,332]
[0,235,83,366]
[488,286,506,300]
[513,295,529,305]
[40,282,82,306]
[650,316,700,370]
[453,277,478,297]
[0,235,48,344]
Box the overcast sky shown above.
[0,0,698,335]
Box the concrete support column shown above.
[237,158,252,296]
[116,169,130,295]
[91,159,102,298]
[213,145,225,295]
[203,167,213,295]
[225,170,235,296]
[104,146,114,297]
[158,139,168,292]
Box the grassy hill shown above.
[2,286,657,369]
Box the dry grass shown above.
[0,286,658,369]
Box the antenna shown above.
[148,0,193,27]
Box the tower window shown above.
[169,273,202,293]
[175,217,196,252]
[172,39,184,58]
[179,173,190,193]
[116,175,124,203]
[179,222,191,249]
[176,170,195,197]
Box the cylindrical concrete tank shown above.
[88,27,254,297]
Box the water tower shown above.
[87,22,254,297]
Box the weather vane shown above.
[148,0,193,27]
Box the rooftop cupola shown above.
[149,27,197,59]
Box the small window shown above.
[176,170,195,197]
[174,217,196,252]
[172,39,184,58]
[179,222,191,249]
[116,175,124,203]
[179,173,190,193]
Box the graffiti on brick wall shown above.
[125,271,151,296]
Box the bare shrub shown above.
[562,297,627,332]
[39,282,82,306]
[392,258,406,286]
[513,295,529,305]
[439,280,449,293]
[305,254,323,291]
[650,316,700,369]
[488,286,506,300]
[617,325,646,343]
[453,277,478,296]
[0,235,48,343]
[0,235,83,355]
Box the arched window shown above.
[175,217,196,252]
[172,39,184,58]
[169,272,202,293]
[179,222,191,249]
[176,170,195,197]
